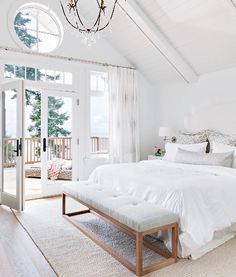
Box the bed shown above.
[89,160,236,259]
[88,103,236,259]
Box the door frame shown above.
[0,80,25,211]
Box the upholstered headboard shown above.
[184,103,236,134]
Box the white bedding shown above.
[89,160,236,258]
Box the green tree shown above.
[28,96,71,137]
[14,12,39,48]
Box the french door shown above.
[24,88,79,199]
[40,90,78,196]
[0,80,24,211]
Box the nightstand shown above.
[148,155,163,160]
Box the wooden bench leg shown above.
[171,223,178,262]
[136,232,143,276]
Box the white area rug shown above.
[15,198,236,277]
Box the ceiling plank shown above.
[117,0,198,83]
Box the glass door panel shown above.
[41,92,76,196]
[24,89,42,199]
[47,96,73,183]
[2,89,17,196]
[0,80,24,211]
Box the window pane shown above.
[15,66,25,79]
[14,7,61,53]
[14,26,38,50]
[14,10,37,30]
[37,69,46,81]
[90,71,108,91]
[38,32,59,53]
[90,74,97,91]
[98,76,105,91]
[2,89,18,196]
[90,92,109,153]
[26,67,36,80]
[64,72,72,85]
[45,70,55,82]
[38,10,59,35]
[4,63,73,86]
[4,64,15,78]
[55,71,63,84]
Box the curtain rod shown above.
[0,46,136,70]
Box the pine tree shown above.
[28,96,71,137]
[14,12,38,48]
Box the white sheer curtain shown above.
[108,66,139,163]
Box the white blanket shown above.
[89,160,236,258]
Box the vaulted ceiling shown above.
[105,0,236,85]
[2,0,236,86]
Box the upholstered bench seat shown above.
[62,181,179,276]
[62,181,178,232]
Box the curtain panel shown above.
[108,67,140,163]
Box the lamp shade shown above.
[159,127,177,137]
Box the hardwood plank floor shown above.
[0,205,56,277]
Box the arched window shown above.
[13,4,62,53]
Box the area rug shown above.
[14,197,236,277]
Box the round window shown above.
[13,5,62,53]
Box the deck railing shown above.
[3,136,109,167]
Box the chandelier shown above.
[60,0,120,45]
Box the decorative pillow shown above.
[176,130,208,144]
[163,142,208,162]
[175,148,234,167]
[207,130,236,150]
[62,160,72,170]
[212,142,236,169]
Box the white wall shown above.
[156,67,236,145]
[138,73,159,160]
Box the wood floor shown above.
[0,204,56,277]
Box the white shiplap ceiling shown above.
[104,4,186,84]
[104,0,236,84]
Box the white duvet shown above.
[89,160,236,258]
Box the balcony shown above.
[3,136,109,199]
[3,136,109,167]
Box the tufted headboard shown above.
[184,103,236,134]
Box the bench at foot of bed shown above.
[62,181,179,277]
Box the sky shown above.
[3,90,17,137]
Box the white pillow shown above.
[163,142,208,162]
[213,142,236,168]
[175,148,234,167]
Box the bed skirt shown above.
[190,223,236,259]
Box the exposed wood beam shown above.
[117,0,198,83]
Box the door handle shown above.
[43,138,47,152]
[13,139,20,156]
[19,138,22,157]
